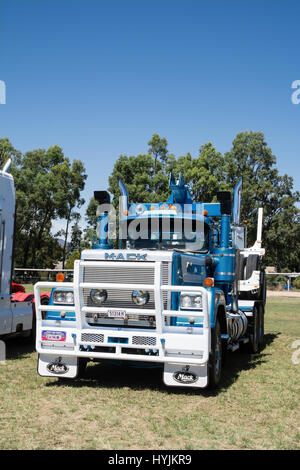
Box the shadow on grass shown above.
[45,332,280,396]
[2,336,35,361]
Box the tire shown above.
[77,358,88,378]
[259,270,266,304]
[258,303,264,349]
[243,304,260,354]
[208,319,223,389]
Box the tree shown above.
[0,138,87,269]
[148,133,168,174]
[173,143,227,202]
[53,158,87,268]
[0,137,22,169]
[13,145,67,268]
[83,197,99,248]
[108,152,170,206]
[65,250,81,270]
[224,131,300,270]
[69,221,83,254]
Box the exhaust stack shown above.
[93,191,112,249]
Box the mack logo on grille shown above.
[173,366,198,384]
[105,253,147,261]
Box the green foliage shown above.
[293,276,300,289]
[65,250,81,270]
[0,138,87,268]
[88,131,300,271]
[108,153,170,206]
[224,131,300,270]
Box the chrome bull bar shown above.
[34,260,210,365]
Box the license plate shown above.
[106,310,127,319]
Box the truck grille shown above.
[82,261,170,311]
[132,336,156,346]
[81,333,104,343]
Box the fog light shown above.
[132,290,149,306]
[90,289,107,305]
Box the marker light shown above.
[56,273,65,282]
[203,210,208,216]
[204,277,214,288]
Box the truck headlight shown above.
[90,289,107,305]
[180,293,202,310]
[135,204,145,215]
[53,290,74,305]
[132,290,149,306]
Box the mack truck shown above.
[34,174,266,389]
[0,160,49,343]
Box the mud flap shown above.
[38,354,79,378]
[163,363,208,388]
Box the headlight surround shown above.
[132,290,150,306]
[52,290,74,305]
[90,289,107,305]
[180,293,203,310]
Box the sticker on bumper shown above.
[42,330,66,342]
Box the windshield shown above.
[120,217,209,252]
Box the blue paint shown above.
[45,287,76,322]
[107,337,129,344]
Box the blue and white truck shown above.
[34,174,266,389]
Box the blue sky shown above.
[0,0,299,232]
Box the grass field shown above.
[0,296,299,450]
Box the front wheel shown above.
[208,319,223,389]
[77,358,88,378]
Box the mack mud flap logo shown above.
[46,357,69,375]
[173,365,198,384]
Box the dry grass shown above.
[0,296,299,450]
